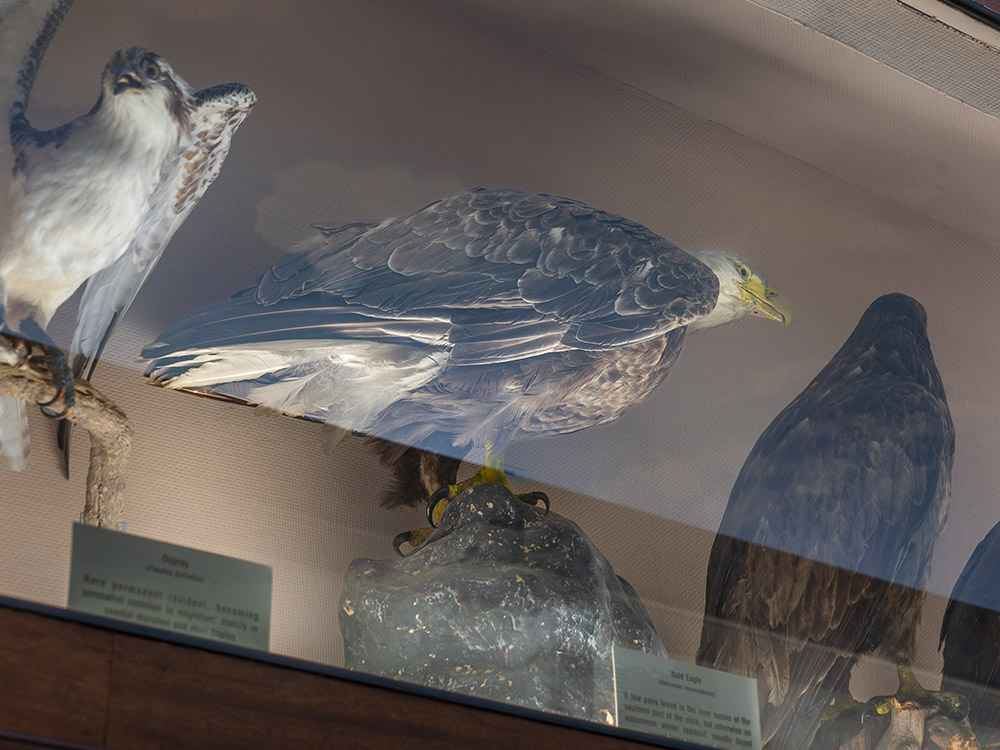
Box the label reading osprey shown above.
[612,647,762,749]
[67,523,272,650]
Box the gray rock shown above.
[339,482,666,722]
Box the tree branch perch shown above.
[0,335,131,529]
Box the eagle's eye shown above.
[145,62,160,79]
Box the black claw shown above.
[37,388,72,419]
[36,387,64,408]
[40,403,71,420]
[426,486,450,527]
[521,491,550,515]
[392,531,413,557]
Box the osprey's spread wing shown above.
[0,0,73,472]
[697,293,953,750]
[0,0,73,165]
[58,80,255,476]
[70,82,257,378]
[0,0,73,243]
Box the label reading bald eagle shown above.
[612,646,761,749]
[67,523,272,650]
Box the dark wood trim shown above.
[0,604,666,749]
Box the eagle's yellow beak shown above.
[739,277,792,329]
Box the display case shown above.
[3,0,1000,748]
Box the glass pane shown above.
[2,1,998,747]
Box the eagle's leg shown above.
[393,447,549,556]
[425,447,549,528]
[873,663,967,722]
[18,318,74,419]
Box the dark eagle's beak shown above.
[114,68,142,95]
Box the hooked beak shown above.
[739,278,793,329]
[114,69,142,95]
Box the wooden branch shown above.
[819,697,982,750]
[873,699,924,750]
[0,336,131,529]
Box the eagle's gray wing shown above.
[255,188,719,362]
[69,82,257,378]
[0,0,73,472]
[143,188,719,428]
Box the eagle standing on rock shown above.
[698,293,955,750]
[143,187,790,512]
[0,0,255,471]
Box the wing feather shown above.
[1,0,73,257]
[698,295,953,748]
[70,82,256,378]
[249,188,718,363]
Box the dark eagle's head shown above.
[100,47,193,124]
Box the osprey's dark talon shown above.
[520,490,549,514]
[39,397,72,420]
[35,343,76,419]
[37,385,73,419]
[426,486,451,528]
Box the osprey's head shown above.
[684,249,792,331]
[101,47,193,122]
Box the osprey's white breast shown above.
[2,91,183,323]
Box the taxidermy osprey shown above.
[144,187,791,511]
[0,0,255,471]
[698,293,954,750]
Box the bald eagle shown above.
[143,187,790,507]
[940,519,1000,741]
[697,293,954,750]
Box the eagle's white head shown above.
[99,47,194,127]
[684,248,792,331]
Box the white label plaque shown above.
[613,646,762,749]
[67,523,272,650]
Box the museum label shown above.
[67,523,272,650]
[613,647,762,749]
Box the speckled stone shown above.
[339,482,666,723]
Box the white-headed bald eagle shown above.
[143,187,790,508]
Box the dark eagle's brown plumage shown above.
[940,519,1000,742]
[697,293,954,750]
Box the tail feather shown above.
[145,337,448,433]
[0,397,30,472]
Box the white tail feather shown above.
[150,339,448,431]
[0,397,30,471]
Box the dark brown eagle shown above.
[697,293,954,749]
[940,519,1000,743]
